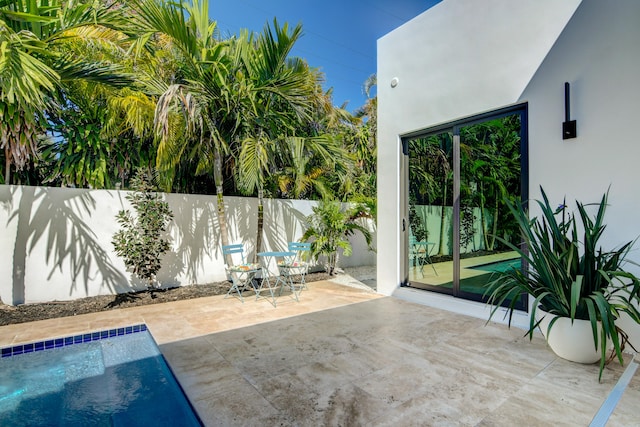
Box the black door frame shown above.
[402,103,529,309]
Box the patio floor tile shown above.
[1,278,638,426]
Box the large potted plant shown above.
[485,188,640,380]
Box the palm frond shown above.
[0,22,59,107]
[54,54,132,86]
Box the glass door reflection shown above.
[407,131,454,293]
[457,114,523,299]
[405,107,527,309]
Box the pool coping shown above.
[0,324,148,358]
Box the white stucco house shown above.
[376,0,640,344]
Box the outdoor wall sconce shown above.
[563,82,577,139]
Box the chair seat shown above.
[228,263,260,272]
[278,261,308,268]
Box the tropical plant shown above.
[484,188,640,379]
[0,0,130,184]
[234,20,326,257]
[46,88,113,188]
[46,81,158,189]
[352,74,377,175]
[112,168,174,289]
[464,116,521,251]
[274,103,356,202]
[274,136,341,200]
[408,133,452,256]
[301,200,373,275]
[129,0,237,262]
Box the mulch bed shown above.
[0,272,331,326]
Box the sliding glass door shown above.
[407,130,454,290]
[405,105,527,308]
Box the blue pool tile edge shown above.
[1,324,148,358]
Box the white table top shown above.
[257,251,296,257]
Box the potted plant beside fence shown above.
[485,188,640,380]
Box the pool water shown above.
[0,326,201,426]
[471,258,521,273]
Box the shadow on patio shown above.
[1,277,638,425]
[157,283,638,426]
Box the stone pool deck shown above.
[1,277,638,426]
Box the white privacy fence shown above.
[0,185,376,305]
[411,205,488,255]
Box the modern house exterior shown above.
[376,0,640,344]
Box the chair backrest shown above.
[222,244,246,266]
[288,242,311,261]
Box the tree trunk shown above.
[478,182,490,251]
[213,147,231,266]
[5,145,11,185]
[489,196,499,251]
[328,251,337,275]
[254,186,264,263]
[437,180,448,256]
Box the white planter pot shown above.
[535,309,608,364]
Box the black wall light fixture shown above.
[563,82,577,139]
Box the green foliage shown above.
[46,101,111,188]
[112,169,174,288]
[464,115,522,251]
[0,0,131,184]
[3,0,377,204]
[45,81,156,189]
[301,200,373,275]
[408,194,427,241]
[485,188,640,380]
[460,205,476,249]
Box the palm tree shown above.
[235,20,351,257]
[0,0,130,184]
[129,0,239,260]
[353,74,377,175]
[408,134,452,255]
[274,136,345,200]
[103,87,158,187]
[464,117,521,250]
[309,77,377,202]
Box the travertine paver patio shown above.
[1,278,638,426]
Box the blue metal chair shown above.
[278,241,312,292]
[409,236,437,277]
[222,244,261,302]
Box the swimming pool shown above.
[0,325,201,426]
[470,258,521,273]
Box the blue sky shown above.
[210,0,441,111]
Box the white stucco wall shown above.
[0,186,376,305]
[377,0,640,341]
[521,0,640,251]
[377,0,582,301]
[521,0,640,345]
